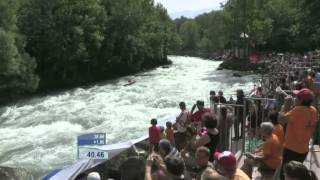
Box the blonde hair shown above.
[201,168,227,180]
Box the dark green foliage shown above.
[0,0,181,100]
[175,0,320,53]
[18,0,107,88]
[300,0,320,49]
[98,0,180,76]
[0,0,181,95]
[0,0,39,96]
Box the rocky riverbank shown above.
[172,51,223,60]
[0,166,33,180]
[218,58,266,72]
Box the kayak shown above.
[123,80,136,86]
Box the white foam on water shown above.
[0,56,257,178]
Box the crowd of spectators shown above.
[145,53,320,180]
[78,52,320,180]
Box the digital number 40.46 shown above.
[87,152,105,158]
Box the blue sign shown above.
[77,133,106,146]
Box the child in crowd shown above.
[165,121,175,145]
[160,126,166,140]
[148,119,160,151]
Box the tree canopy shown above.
[0,0,180,99]
[175,0,320,53]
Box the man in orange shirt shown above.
[241,122,282,177]
[279,88,318,180]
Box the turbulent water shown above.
[0,56,257,179]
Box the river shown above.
[0,56,257,179]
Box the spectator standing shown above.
[233,89,246,140]
[166,121,175,145]
[191,100,210,133]
[279,88,318,179]
[149,119,161,151]
[194,114,219,161]
[175,102,189,150]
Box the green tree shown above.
[18,0,106,88]
[175,0,318,54]
[99,0,180,75]
[195,11,233,52]
[261,0,301,51]
[179,21,200,51]
[0,0,38,96]
[300,0,320,49]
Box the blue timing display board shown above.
[77,133,106,146]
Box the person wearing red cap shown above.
[215,151,250,180]
[279,88,318,180]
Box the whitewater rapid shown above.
[0,56,256,178]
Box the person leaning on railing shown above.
[278,88,318,180]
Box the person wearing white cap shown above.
[87,172,101,180]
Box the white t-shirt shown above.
[176,110,189,132]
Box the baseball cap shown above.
[87,172,101,180]
[214,151,236,171]
[292,88,314,101]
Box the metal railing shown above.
[211,102,246,155]
[212,96,279,156]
